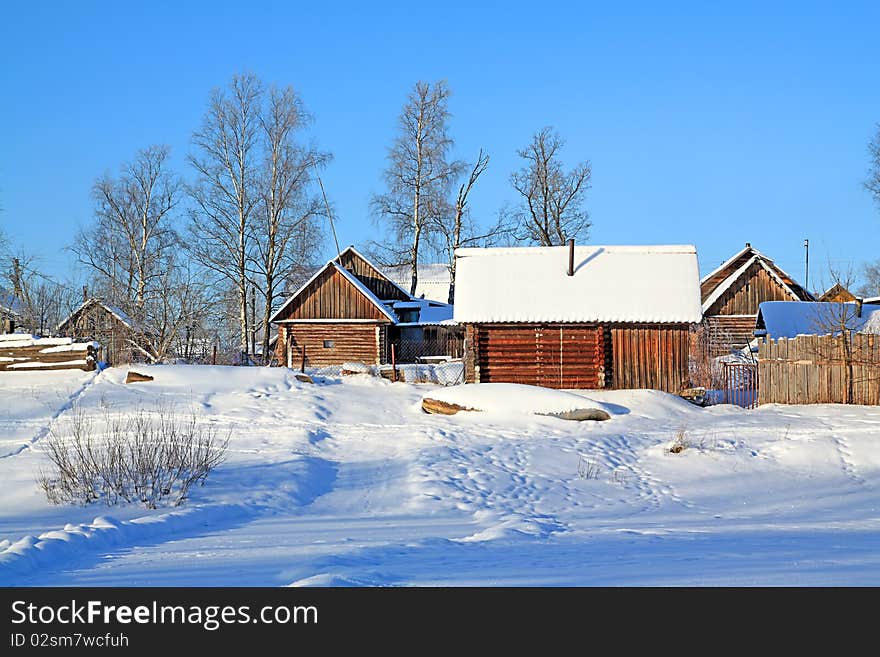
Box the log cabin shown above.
[57,298,152,366]
[454,243,702,392]
[700,243,813,356]
[270,246,457,368]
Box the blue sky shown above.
[1,1,878,291]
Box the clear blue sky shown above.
[1,1,878,291]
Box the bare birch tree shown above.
[867,123,880,209]
[508,127,592,246]
[371,80,464,295]
[71,145,182,355]
[251,86,330,362]
[428,150,512,304]
[188,73,262,363]
[75,145,179,312]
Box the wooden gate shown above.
[722,362,758,408]
[476,324,604,389]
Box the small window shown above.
[323,340,334,349]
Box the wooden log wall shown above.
[470,323,604,389]
[702,315,758,356]
[610,324,690,393]
[279,323,384,368]
[758,333,880,405]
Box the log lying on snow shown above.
[536,408,611,421]
[421,397,478,415]
[421,397,610,421]
[125,370,154,383]
[293,372,313,383]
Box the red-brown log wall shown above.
[471,323,605,389]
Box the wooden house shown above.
[818,283,857,303]
[270,246,457,368]
[0,287,22,334]
[454,243,702,392]
[700,243,813,355]
[57,298,151,366]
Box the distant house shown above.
[270,246,457,368]
[755,300,880,340]
[0,287,23,333]
[700,243,813,355]
[818,283,858,303]
[57,298,151,366]
[387,263,452,304]
[454,243,702,391]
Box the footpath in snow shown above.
[2,365,880,586]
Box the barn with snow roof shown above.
[270,246,457,368]
[454,242,703,391]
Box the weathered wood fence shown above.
[757,334,880,405]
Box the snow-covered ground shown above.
[1,365,879,586]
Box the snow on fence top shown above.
[756,301,880,339]
[453,245,703,324]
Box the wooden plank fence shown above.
[757,333,880,405]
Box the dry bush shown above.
[37,403,229,508]
[577,455,600,480]
[668,427,689,454]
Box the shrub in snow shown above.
[577,455,600,480]
[37,404,228,508]
[668,427,690,454]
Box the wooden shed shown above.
[700,243,813,355]
[57,298,151,366]
[454,244,702,392]
[270,247,456,368]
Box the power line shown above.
[314,166,341,261]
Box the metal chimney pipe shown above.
[567,238,575,276]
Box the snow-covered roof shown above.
[269,260,398,324]
[453,245,702,324]
[338,246,414,302]
[756,301,880,339]
[57,298,135,332]
[864,296,880,305]
[387,263,452,303]
[701,255,803,313]
[699,245,764,285]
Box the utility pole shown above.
[804,238,810,295]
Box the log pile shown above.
[0,334,99,372]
